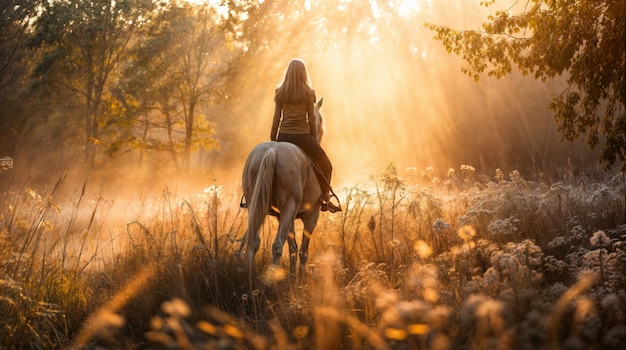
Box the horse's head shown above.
[314,97,325,143]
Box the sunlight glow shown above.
[370,0,381,18]
[397,0,422,17]
[176,0,566,186]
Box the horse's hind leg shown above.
[299,209,320,277]
[272,203,297,268]
[287,223,298,278]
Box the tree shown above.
[111,2,229,174]
[0,0,37,157]
[31,0,153,168]
[428,0,626,170]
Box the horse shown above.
[239,97,327,280]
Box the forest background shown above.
[1,0,615,192]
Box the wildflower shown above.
[460,164,475,174]
[543,255,568,274]
[490,251,521,279]
[408,323,430,335]
[487,217,519,237]
[460,165,476,186]
[458,225,476,241]
[384,328,407,341]
[161,298,191,319]
[570,226,586,241]
[428,306,451,329]
[509,170,521,181]
[293,325,309,339]
[408,264,440,303]
[423,288,439,304]
[475,298,506,334]
[223,324,244,339]
[204,185,222,195]
[99,310,125,329]
[547,236,569,250]
[447,168,456,179]
[433,219,451,233]
[494,168,504,182]
[375,290,398,310]
[482,267,499,289]
[263,265,287,284]
[413,240,433,259]
[197,321,218,335]
[590,230,611,247]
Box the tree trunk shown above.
[183,98,196,174]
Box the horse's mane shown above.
[315,98,325,144]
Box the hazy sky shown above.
[203,0,584,186]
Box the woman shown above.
[270,58,341,213]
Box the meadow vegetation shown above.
[1,165,625,349]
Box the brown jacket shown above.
[270,90,317,140]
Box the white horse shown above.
[239,98,327,279]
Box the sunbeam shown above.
[212,0,584,187]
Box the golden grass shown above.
[1,166,625,349]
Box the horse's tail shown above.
[246,147,276,264]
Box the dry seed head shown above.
[161,298,191,319]
[590,230,610,247]
[423,288,439,303]
[263,265,287,284]
[197,321,218,335]
[458,225,476,241]
[99,310,125,329]
[204,185,222,195]
[224,324,244,339]
[376,290,399,310]
[408,323,430,335]
[384,328,408,341]
[389,239,401,248]
[293,325,309,339]
[413,240,433,259]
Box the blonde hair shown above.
[275,58,314,104]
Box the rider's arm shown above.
[271,100,282,141]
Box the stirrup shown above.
[326,201,341,213]
[320,196,342,213]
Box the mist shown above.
[203,0,598,189]
[4,0,601,198]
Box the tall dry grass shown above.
[1,165,625,349]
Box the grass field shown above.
[1,165,625,349]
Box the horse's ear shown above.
[316,96,324,109]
